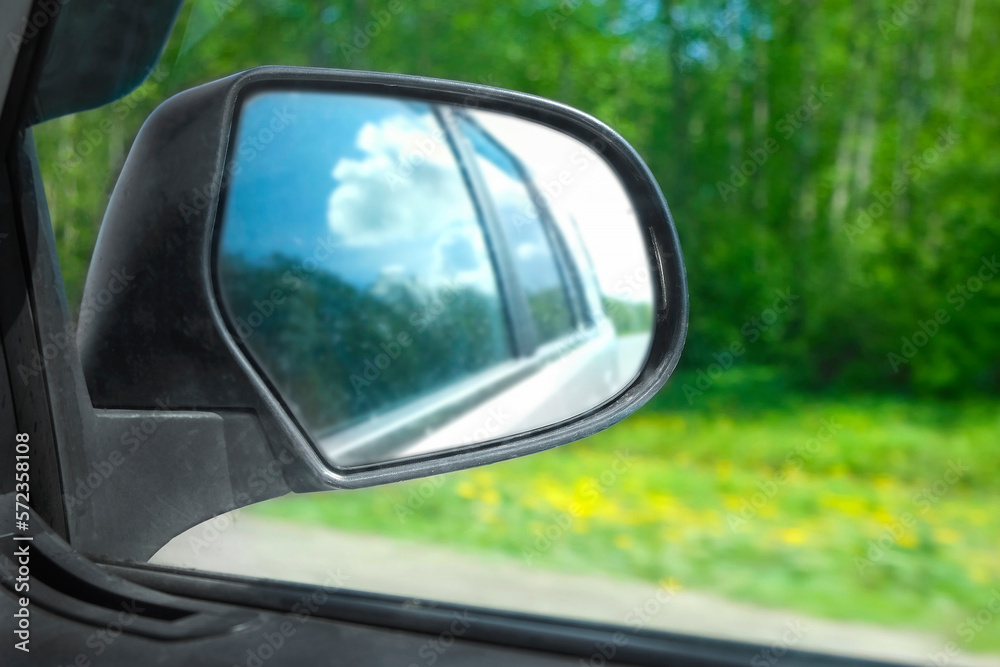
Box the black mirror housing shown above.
[78,66,688,494]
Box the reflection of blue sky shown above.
[459,117,562,295]
[220,92,496,293]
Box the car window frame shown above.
[450,110,590,346]
[439,106,542,356]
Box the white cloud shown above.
[326,112,476,247]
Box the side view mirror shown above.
[78,66,686,501]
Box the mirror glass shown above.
[216,90,654,468]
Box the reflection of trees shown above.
[602,297,653,336]
[527,288,574,343]
[219,253,509,436]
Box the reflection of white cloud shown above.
[327,113,474,246]
[514,241,544,261]
[431,227,496,294]
[382,264,406,274]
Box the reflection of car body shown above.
[310,109,643,466]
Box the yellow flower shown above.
[934,527,961,545]
[472,470,495,485]
[723,494,745,511]
[758,504,778,519]
[967,507,990,526]
[613,534,635,550]
[456,481,476,499]
[572,490,602,518]
[873,475,895,491]
[969,564,991,584]
[820,493,867,517]
[659,577,683,593]
[873,509,896,525]
[480,488,501,505]
[651,493,679,511]
[538,478,573,510]
[660,525,687,542]
[779,527,809,545]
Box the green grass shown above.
[250,368,1000,652]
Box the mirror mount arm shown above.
[66,411,291,563]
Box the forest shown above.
[35,0,1000,398]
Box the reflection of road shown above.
[615,332,652,386]
[152,515,1000,667]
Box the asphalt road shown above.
[152,514,1000,667]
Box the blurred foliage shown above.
[32,0,1000,396]
[603,296,653,334]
